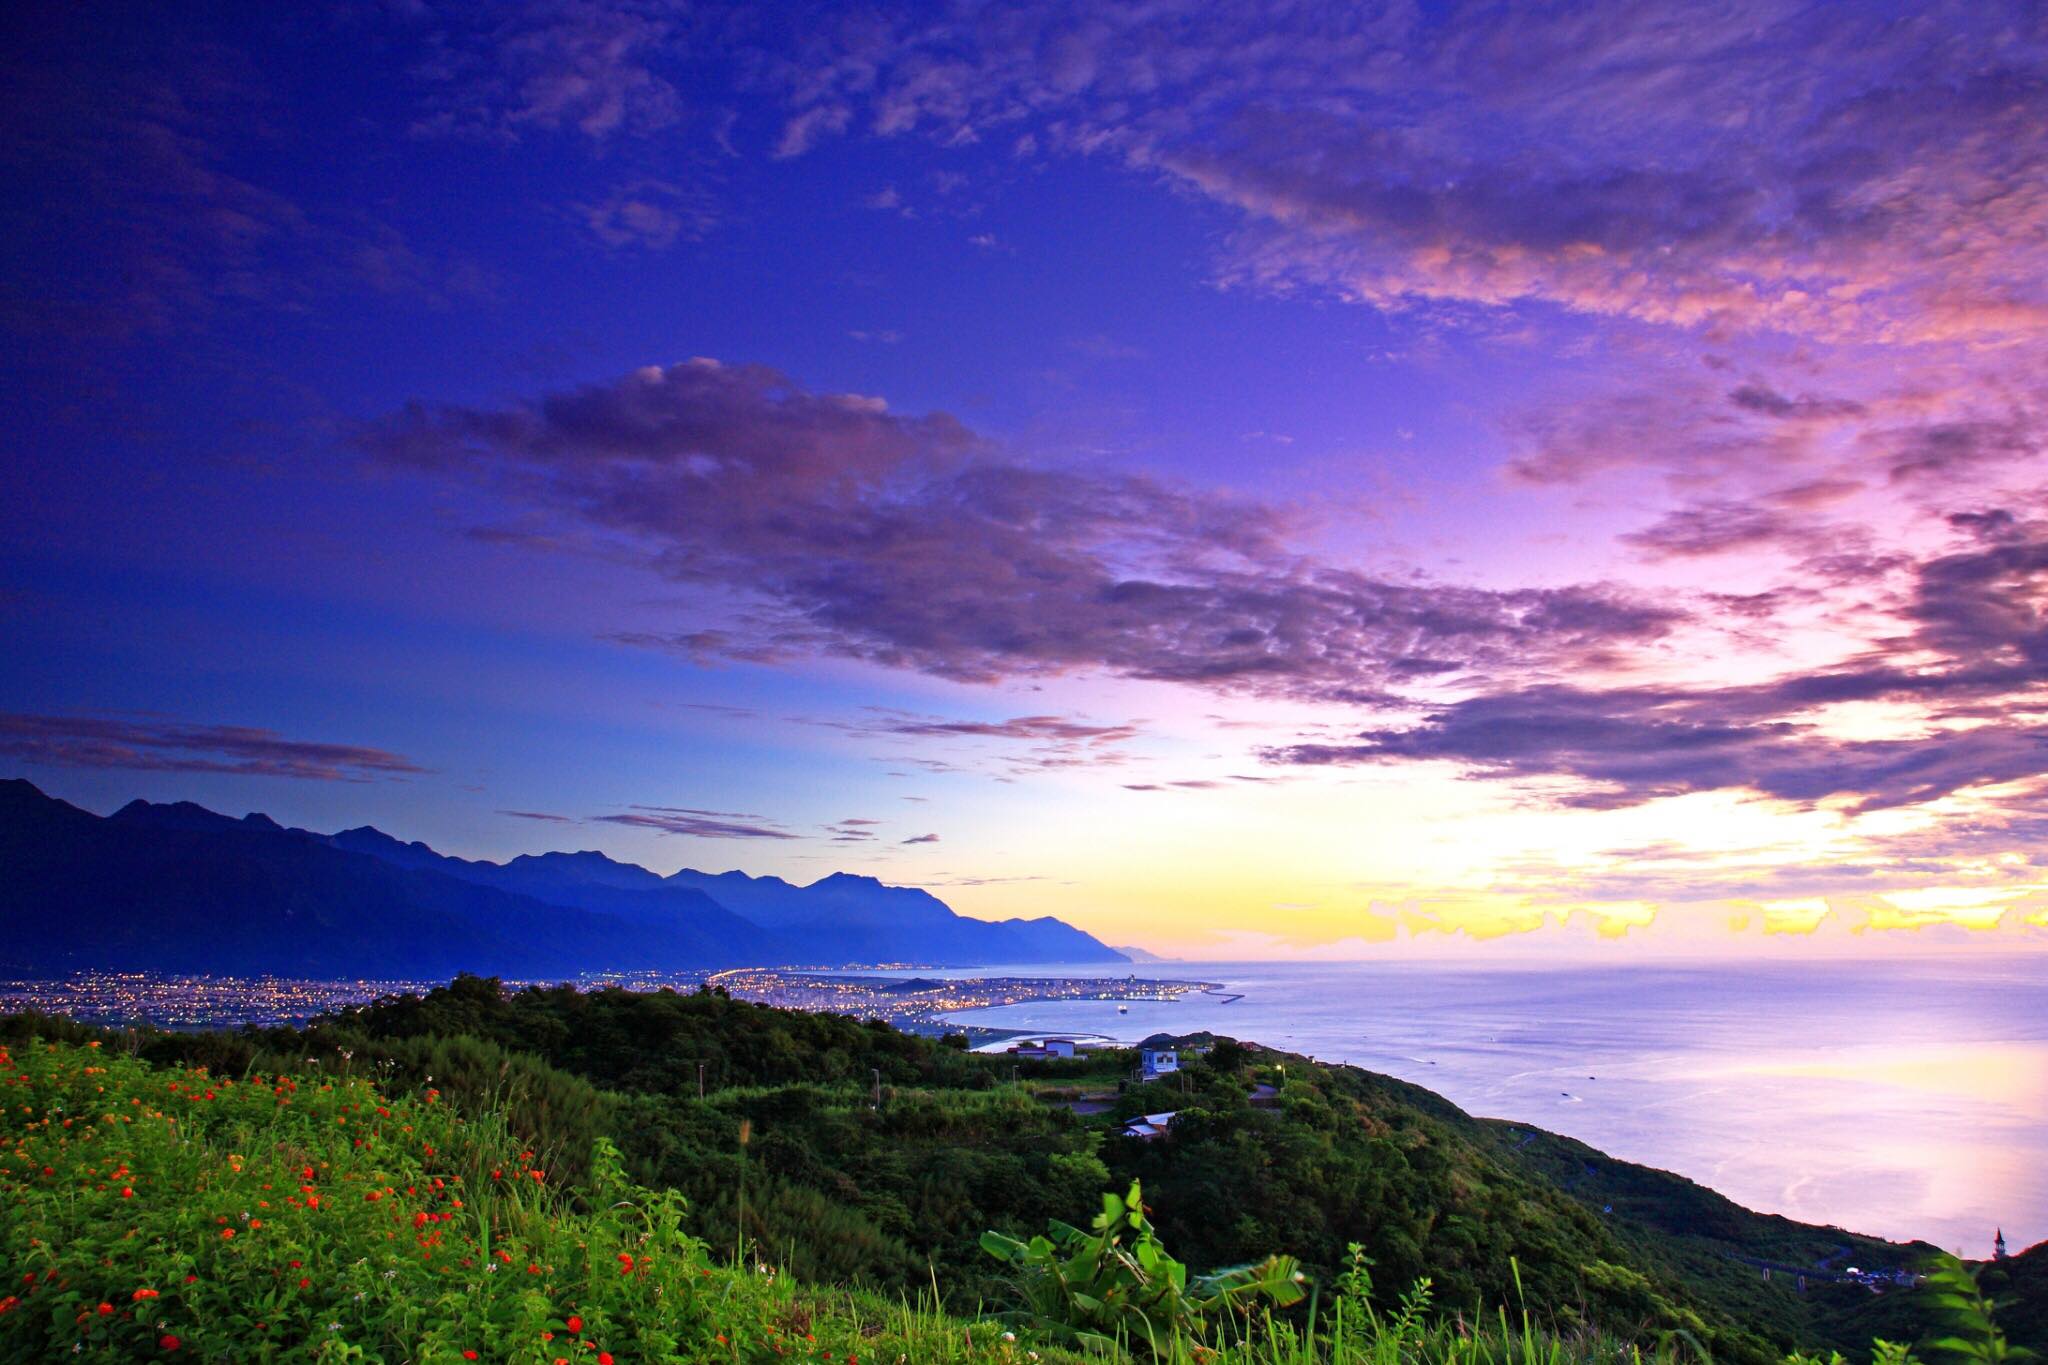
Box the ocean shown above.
[927,955,2047,1255]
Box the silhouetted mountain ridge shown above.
[0,779,1124,977]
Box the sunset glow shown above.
[7,1,2048,958]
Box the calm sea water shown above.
[927,956,2047,1255]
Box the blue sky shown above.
[7,0,2048,954]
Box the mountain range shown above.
[0,779,1124,978]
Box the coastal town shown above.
[0,971,444,1029]
[705,968,1222,1037]
[0,967,1220,1036]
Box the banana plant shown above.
[981,1179,1307,1359]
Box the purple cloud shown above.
[871,714,1140,745]
[1268,521,2048,812]
[361,358,1680,703]
[0,33,492,348]
[499,809,579,823]
[595,804,799,840]
[770,1,2048,345]
[0,713,424,782]
[404,1,692,142]
[901,832,939,844]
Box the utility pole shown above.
[871,1067,882,1110]
[698,1060,706,1100]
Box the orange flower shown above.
[133,1288,159,1300]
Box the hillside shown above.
[6,977,2024,1365]
[0,779,1125,976]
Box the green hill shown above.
[1,977,2032,1365]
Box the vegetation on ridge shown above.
[0,978,2031,1364]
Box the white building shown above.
[1120,1111,1177,1140]
[1044,1038,1077,1058]
[1140,1047,1179,1080]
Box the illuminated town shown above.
[0,967,1217,1036]
[705,969,1221,1036]
[0,972,445,1029]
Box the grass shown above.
[0,1038,1984,1365]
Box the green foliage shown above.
[1921,1254,2035,1365]
[1782,1256,2035,1365]
[982,1180,1307,1359]
[5,987,2033,1365]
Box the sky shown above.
[5,0,2048,958]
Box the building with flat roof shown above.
[1120,1111,1177,1140]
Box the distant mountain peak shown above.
[812,871,885,889]
[504,849,666,890]
[110,797,265,835]
[0,777,1126,973]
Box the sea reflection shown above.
[939,956,2048,1252]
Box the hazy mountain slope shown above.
[1,779,1123,973]
[0,781,763,977]
[327,827,797,954]
[665,867,1127,964]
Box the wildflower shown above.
[132,1289,159,1301]
[158,1335,180,1351]
[567,1315,583,1334]
[96,1303,114,1316]
[464,1355,479,1362]
[599,1355,614,1365]
[220,1228,235,1239]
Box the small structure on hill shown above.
[1120,1111,1177,1140]
[1007,1037,1079,1060]
[1996,1229,2010,1261]
[1140,1047,1179,1080]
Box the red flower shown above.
[96,1302,114,1316]
[159,1335,181,1351]
[464,1354,479,1362]
[133,1289,159,1301]
[566,1315,583,1334]
[599,1354,614,1365]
